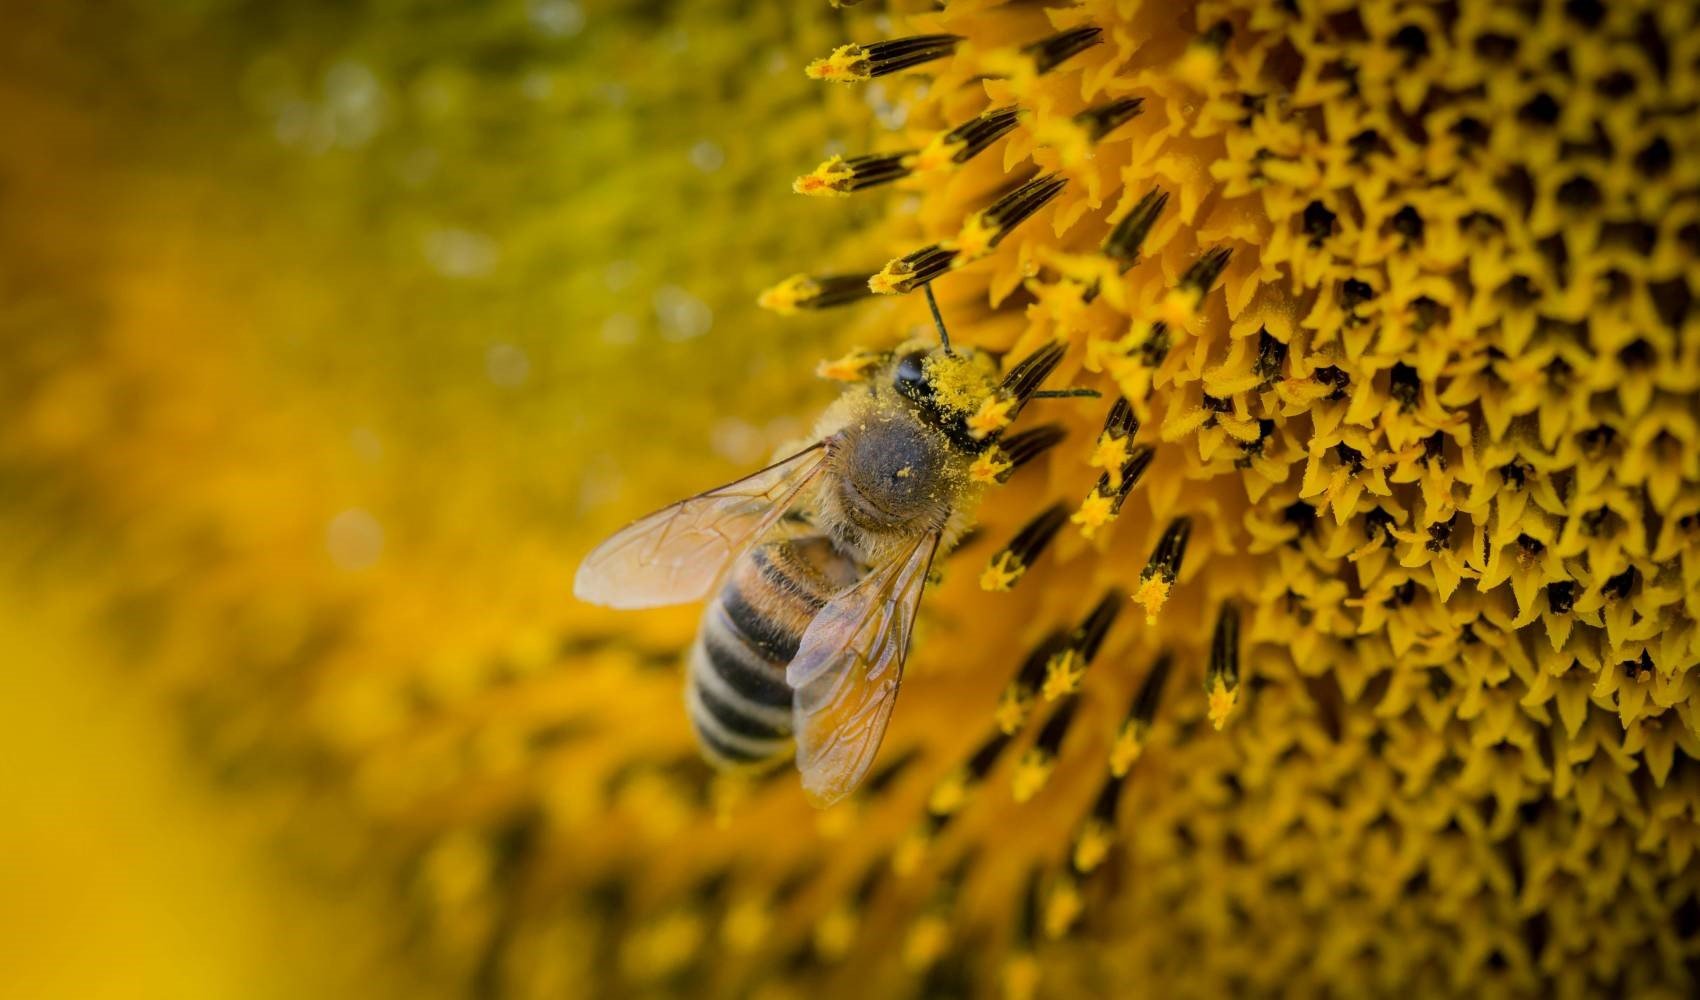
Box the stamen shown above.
[1206,603,1241,729]
[1074,96,1145,142]
[759,272,878,313]
[1102,189,1168,271]
[998,424,1067,472]
[1042,590,1123,700]
[806,34,964,82]
[869,244,960,295]
[981,504,1069,591]
[1023,25,1104,74]
[1012,693,1078,802]
[994,630,1070,735]
[1133,517,1192,622]
[794,151,915,196]
[958,174,1068,259]
[1181,246,1234,294]
[1072,772,1126,872]
[1109,652,1171,776]
[1000,340,1068,405]
[913,106,1021,171]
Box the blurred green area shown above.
[0,1,893,995]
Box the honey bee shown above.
[574,317,1074,806]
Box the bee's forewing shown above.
[788,530,939,807]
[573,443,828,610]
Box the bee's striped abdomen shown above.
[686,538,846,769]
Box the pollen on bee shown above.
[758,272,877,313]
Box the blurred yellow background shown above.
[0,2,865,995]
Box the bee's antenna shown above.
[923,282,955,356]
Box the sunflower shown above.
[4,0,1699,998]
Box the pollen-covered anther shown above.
[793,151,914,197]
[996,631,1069,735]
[1205,603,1241,730]
[1041,591,1122,700]
[1014,695,1078,802]
[815,348,883,382]
[1175,20,1232,90]
[981,504,1068,591]
[969,448,1013,484]
[758,272,876,313]
[912,105,1021,172]
[991,424,1066,480]
[1073,771,1128,873]
[956,174,1067,260]
[1110,653,1171,776]
[805,34,963,82]
[1156,247,1233,328]
[1134,517,1192,623]
[967,394,1016,439]
[868,244,959,295]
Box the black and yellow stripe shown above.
[686,539,847,769]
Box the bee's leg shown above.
[923,281,954,356]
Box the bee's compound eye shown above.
[894,351,928,395]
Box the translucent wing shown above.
[573,443,828,610]
[788,531,940,807]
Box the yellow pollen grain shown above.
[1072,489,1117,539]
[756,273,818,314]
[1091,434,1131,482]
[956,214,1001,260]
[928,770,969,816]
[924,352,991,414]
[993,686,1031,735]
[1043,879,1083,940]
[812,905,857,961]
[903,915,950,971]
[792,156,854,196]
[1109,721,1145,777]
[980,551,1026,592]
[1207,676,1238,731]
[1133,575,1172,624]
[1041,649,1084,701]
[804,44,867,82]
[1073,818,1114,873]
[1011,748,1054,803]
[967,395,1015,439]
[970,449,1013,484]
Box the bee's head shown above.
[880,340,995,447]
